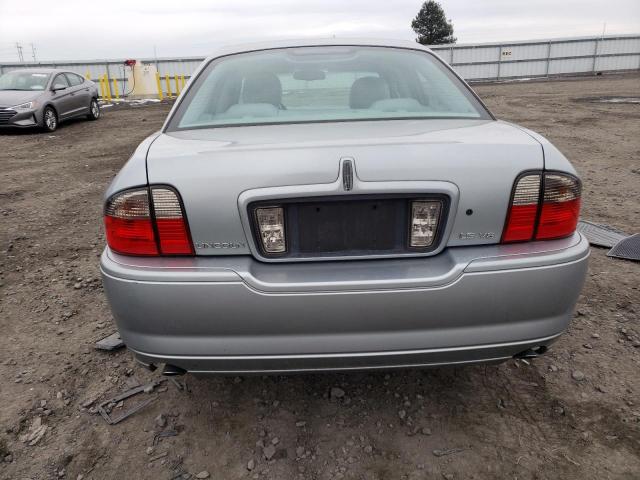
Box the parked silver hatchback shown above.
[100,39,589,374]
[0,68,100,132]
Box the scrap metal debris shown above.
[95,332,125,351]
[608,233,640,261]
[149,451,169,463]
[577,220,627,248]
[432,447,466,457]
[170,377,186,392]
[97,379,165,425]
[153,429,179,446]
[19,417,48,446]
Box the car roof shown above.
[203,37,432,62]
[7,68,71,75]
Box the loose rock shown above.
[433,447,465,457]
[330,387,345,399]
[155,414,167,428]
[572,370,586,381]
[263,445,276,460]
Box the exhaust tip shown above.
[513,345,548,359]
[162,364,187,376]
[135,358,157,372]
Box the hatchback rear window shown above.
[168,46,490,130]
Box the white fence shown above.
[430,34,640,80]
[0,34,638,96]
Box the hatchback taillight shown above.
[502,171,581,243]
[104,186,194,256]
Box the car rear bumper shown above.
[100,233,589,373]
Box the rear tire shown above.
[87,98,100,120]
[42,106,58,132]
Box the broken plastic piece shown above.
[95,332,125,351]
[577,220,627,248]
[607,233,640,261]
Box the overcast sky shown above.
[0,0,638,62]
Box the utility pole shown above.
[15,42,24,62]
[30,43,37,62]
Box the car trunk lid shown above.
[147,119,542,257]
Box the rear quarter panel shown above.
[104,133,160,200]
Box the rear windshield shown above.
[168,46,490,131]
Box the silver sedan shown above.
[0,68,100,132]
[100,38,588,375]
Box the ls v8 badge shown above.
[458,232,496,240]
[195,241,246,249]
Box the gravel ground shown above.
[1,73,639,480]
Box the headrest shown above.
[242,72,282,107]
[349,76,390,109]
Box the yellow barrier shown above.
[112,77,120,100]
[180,74,186,90]
[85,71,91,80]
[174,75,181,95]
[165,74,172,98]
[103,74,112,102]
[99,75,106,100]
[155,72,164,101]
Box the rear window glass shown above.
[168,46,490,130]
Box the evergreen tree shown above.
[412,1,457,45]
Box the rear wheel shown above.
[42,107,58,132]
[87,98,100,120]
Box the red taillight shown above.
[502,174,541,242]
[502,171,581,243]
[104,188,158,255]
[536,174,581,240]
[104,186,193,256]
[151,188,194,255]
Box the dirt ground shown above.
[1,74,639,480]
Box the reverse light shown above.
[502,171,581,243]
[104,186,193,256]
[409,200,442,247]
[104,188,158,255]
[255,207,286,253]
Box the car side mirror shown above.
[52,84,67,92]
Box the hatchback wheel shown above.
[42,107,58,132]
[87,98,100,120]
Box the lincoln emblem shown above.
[342,159,353,191]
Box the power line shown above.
[15,42,24,62]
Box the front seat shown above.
[349,76,390,109]
[242,72,283,108]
